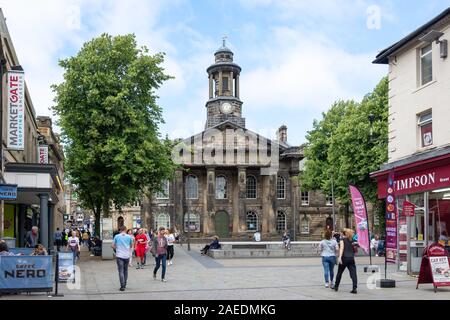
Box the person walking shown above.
[334,228,358,294]
[135,228,148,269]
[152,227,168,282]
[112,226,134,291]
[320,229,339,288]
[67,230,81,264]
[54,228,63,252]
[165,228,175,265]
[127,229,135,267]
[82,230,90,247]
[142,228,151,266]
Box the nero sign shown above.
[0,256,53,291]
[7,70,25,150]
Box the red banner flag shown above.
[349,185,370,254]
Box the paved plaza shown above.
[1,244,449,300]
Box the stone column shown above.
[39,194,49,250]
[48,203,55,254]
[219,71,223,96]
[209,74,213,99]
[237,167,246,234]
[290,175,299,240]
[174,170,184,232]
[18,205,26,247]
[206,167,215,234]
[236,74,240,99]
[268,174,277,236]
[229,71,234,96]
[202,172,210,235]
[261,175,270,235]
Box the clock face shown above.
[221,102,233,114]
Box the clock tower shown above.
[205,39,245,128]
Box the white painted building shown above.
[371,8,450,275]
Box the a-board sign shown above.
[58,252,75,283]
[429,256,450,286]
[417,242,450,292]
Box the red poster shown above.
[402,200,415,217]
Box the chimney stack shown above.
[277,125,287,143]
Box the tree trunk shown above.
[345,203,350,228]
[94,210,101,238]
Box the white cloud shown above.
[0,0,206,128]
[240,26,387,114]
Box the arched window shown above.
[277,211,286,232]
[153,213,170,230]
[184,212,201,232]
[277,176,286,199]
[246,211,258,231]
[216,175,228,199]
[300,216,310,234]
[156,180,170,199]
[185,175,198,199]
[246,175,257,199]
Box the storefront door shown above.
[408,193,426,274]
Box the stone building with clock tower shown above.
[139,41,347,240]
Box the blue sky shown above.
[1,0,449,145]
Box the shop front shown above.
[372,149,450,275]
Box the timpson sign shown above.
[7,70,25,150]
[377,165,450,198]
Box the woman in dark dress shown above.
[334,228,358,294]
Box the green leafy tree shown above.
[301,77,388,231]
[52,33,177,236]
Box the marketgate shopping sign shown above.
[7,70,25,150]
[0,255,53,290]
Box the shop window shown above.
[418,111,432,147]
[184,212,200,232]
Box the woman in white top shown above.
[319,229,339,288]
[127,229,135,267]
[165,229,175,265]
[67,230,81,264]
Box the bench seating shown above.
[207,241,322,259]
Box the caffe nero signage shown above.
[378,165,450,198]
[0,184,18,200]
